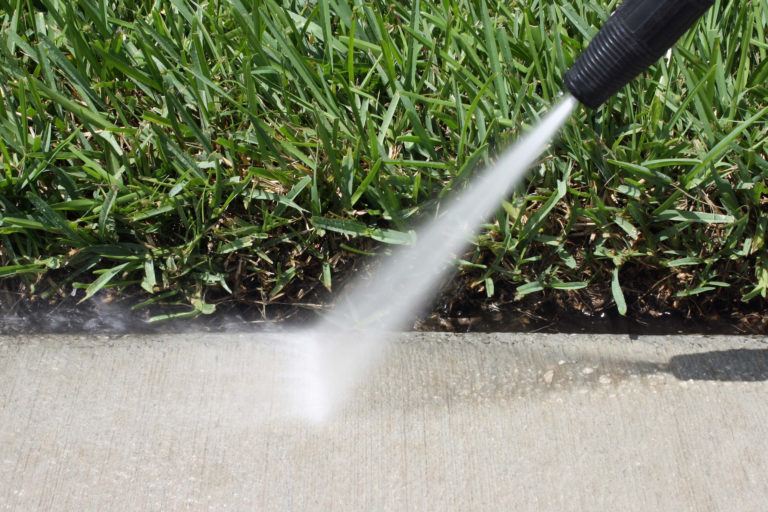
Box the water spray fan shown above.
[290,0,719,422]
[565,0,715,108]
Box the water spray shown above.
[289,0,717,421]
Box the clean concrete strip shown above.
[2,333,768,511]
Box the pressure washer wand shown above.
[564,0,715,108]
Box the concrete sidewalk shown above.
[1,333,768,511]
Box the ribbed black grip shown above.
[564,0,715,108]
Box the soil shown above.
[1,281,765,335]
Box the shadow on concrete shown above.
[666,349,768,382]
[599,349,768,384]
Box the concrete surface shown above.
[2,333,768,511]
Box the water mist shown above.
[287,0,716,421]
[289,97,577,422]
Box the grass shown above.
[0,0,767,322]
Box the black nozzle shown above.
[564,0,715,109]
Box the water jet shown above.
[290,0,717,421]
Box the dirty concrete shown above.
[1,333,767,511]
